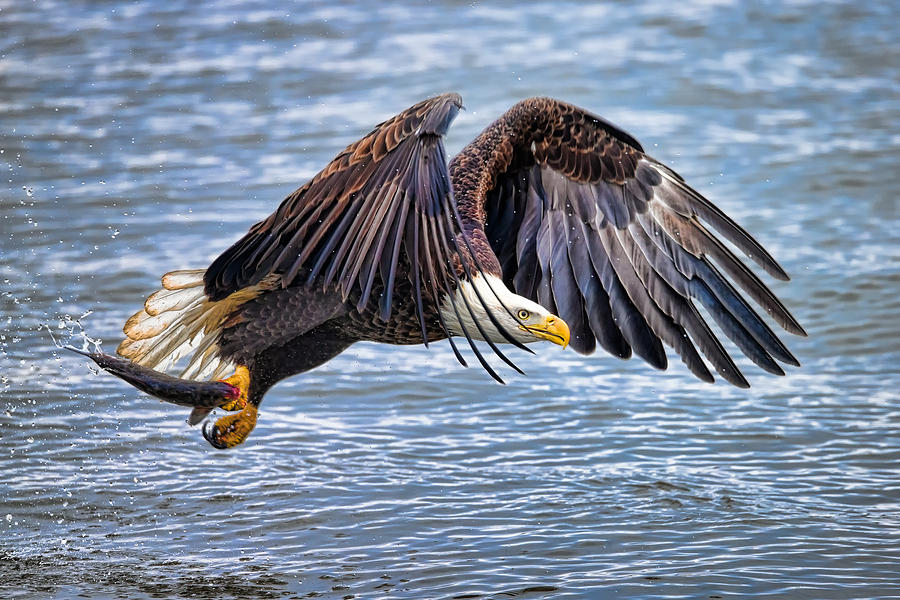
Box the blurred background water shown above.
[1,1,898,598]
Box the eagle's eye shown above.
[517,309,530,321]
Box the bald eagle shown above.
[73,93,805,449]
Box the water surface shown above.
[2,1,899,598]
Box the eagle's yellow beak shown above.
[523,314,570,349]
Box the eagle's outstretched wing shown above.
[204,94,461,308]
[481,98,806,386]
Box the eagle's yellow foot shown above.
[203,403,258,449]
[217,365,250,412]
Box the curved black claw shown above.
[201,404,258,450]
[202,420,230,450]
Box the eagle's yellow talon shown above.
[219,396,247,412]
[217,365,250,411]
[203,404,258,449]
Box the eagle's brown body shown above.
[78,93,805,448]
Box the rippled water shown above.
[2,1,899,598]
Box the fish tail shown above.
[67,347,240,410]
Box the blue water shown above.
[2,1,898,598]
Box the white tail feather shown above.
[179,330,222,379]
[118,269,229,381]
[161,269,206,290]
[123,309,187,341]
[117,337,146,359]
[144,286,204,316]
[209,361,234,382]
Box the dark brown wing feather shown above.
[205,94,462,305]
[481,98,806,387]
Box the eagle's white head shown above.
[440,274,570,347]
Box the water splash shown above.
[43,309,102,356]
